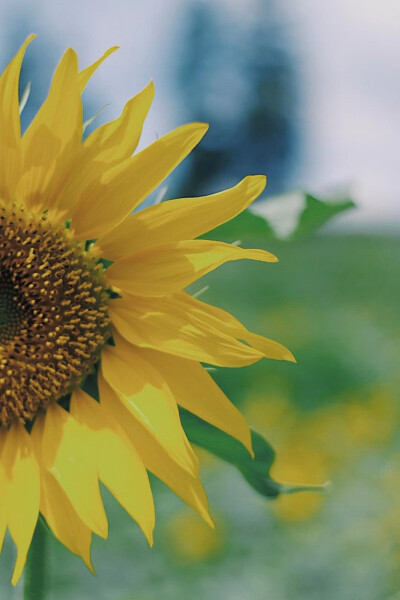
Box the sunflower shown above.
[0,36,294,584]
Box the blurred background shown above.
[1,0,400,599]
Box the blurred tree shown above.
[175,0,299,197]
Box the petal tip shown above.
[96,519,109,540]
[25,33,37,44]
[286,351,297,364]
[189,121,209,137]
[280,346,296,363]
[247,174,267,193]
[84,556,96,575]
[244,438,255,459]
[146,530,154,548]
[255,174,267,194]
[203,511,215,529]
[11,551,27,587]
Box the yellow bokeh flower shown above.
[163,510,224,564]
[0,37,295,584]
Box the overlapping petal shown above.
[30,415,93,570]
[41,474,94,570]
[70,387,155,545]
[109,294,265,367]
[171,292,295,363]
[106,239,277,297]
[52,81,154,217]
[17,48,82,213]
[0,434,6,554]
[93,175,266,260]
[101,344,198,475]
[84,81,154,161]
[0,423,40,585]
[70,122,208,240]
[0,35,35,201]
[135,345,253,454]
[98,373,213,527]
[38,404,108,539]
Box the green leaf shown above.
[290,193,355,240]
[180,410,328,499]
[202,191,355,243]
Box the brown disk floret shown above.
[0,204,111,425]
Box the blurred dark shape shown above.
[175,0,299,197]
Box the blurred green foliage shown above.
[289,194,355,241]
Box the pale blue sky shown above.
[1,0,399,229]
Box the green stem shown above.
[278,480,331,495]
[23,517,48,600]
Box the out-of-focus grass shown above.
[3,234,400,600]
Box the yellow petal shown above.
[70,122,208,241]
[175,292,296,363]
[42,472,94,571]
[0,35,35,201]
[94,175,266,260]
[40,402,108,539]
[17,48,82,213]
[0,422,40,585]
[84,81,154,161]
[0,430,8,553]
[31,415,94,571]
[136,346,253,454]
[79,47,119,92]
[101,345,198,476]
[98,373,213,527]
[106,239,277,297]
[109,295,264,367]
[51,82,155,219]
[70,387,155,546]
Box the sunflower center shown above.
[0,204,111,425]
[0,269,26,340]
